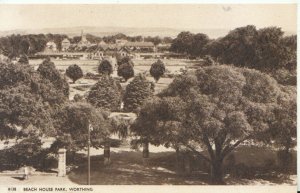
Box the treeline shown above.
[170,25,296,73]
[0,34,68,58]
[0,33,173,58]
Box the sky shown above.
[0,4,297,32]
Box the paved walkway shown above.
[0,175,75,185]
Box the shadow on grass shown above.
[68,151,210,185]
[68,146,296,185]
[11,176,26,181]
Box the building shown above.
[116,39,128,46]
[44,41,57,52]
[98,40,108,51]
[92,50,104,60]
[124,41,155,52]
[77,30,91,47]
[61,38,71,51]
[157,43,171,52]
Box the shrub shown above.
[117,56,134,67]
[98,60,113,75]
[0,136,56,171]
[231,163,255,179]
[117,63,134,82]
[18,54,29,64]
[202,55,216,66]
[277,150,293,172]
[66,64,83,83]
[150,59,166,82]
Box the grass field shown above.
[29,58,188,99]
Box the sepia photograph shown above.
[0,2,297,193]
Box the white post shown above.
[58,148,66,177]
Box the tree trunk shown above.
[142,141,149,158]
[103,142,110,165]
[183,152,191,175]
[142,141,149,165]
[175,147,184,175]
[211,159,225,185]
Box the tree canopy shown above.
[37,58,69,97]
[98,59,113,75]
[0,61,68,140]
[117,63,135,82]
[87,75,122,111]
[123,73,154,112]
[170,26,296,75]
[131,65,296,184]
[66,64,83,83]
[53,102,111,151]
[150,59,166,82]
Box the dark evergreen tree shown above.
[123,73,154,112]
[150,59,166,82]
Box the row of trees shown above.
[65,56,166,84]
[170,26,296,85]
[0,34,68,58]
[0,33,173,59]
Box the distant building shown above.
[98,40,108,51]
[77,30,91,47]
[124,41,155,52]
[61,38,71,51]
[45,41,57,52]
[157,43,171,52]
[92,50,104,60]
[116,39,128,46]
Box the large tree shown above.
[0,61,68,140]
[53,102,111,152]
[123,73,154,112]
[206,26,296,73]
[37,58,69,97]
[131,65,295,184]
[87,75,122,111]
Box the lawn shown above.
[29,58,188,99]
[67,145,296,185]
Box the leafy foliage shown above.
[123,74,154,112]
[0,34,68,58]
[117,56,134,67]
[66,64,83,83]
[37,58,69,97]
[132,65,295,184]
[171,26,296,76]
[0,61,67,140]
[170,32,210,57]
[53,102,111,151]
[98,59,113,75]
[87,75,122,111]
[18,54,29,64]
[117,63,134,82]
[150,59,166,82]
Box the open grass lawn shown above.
[29,58,182,99]
[67,145,296,185]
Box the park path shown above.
[0,175,75,185]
